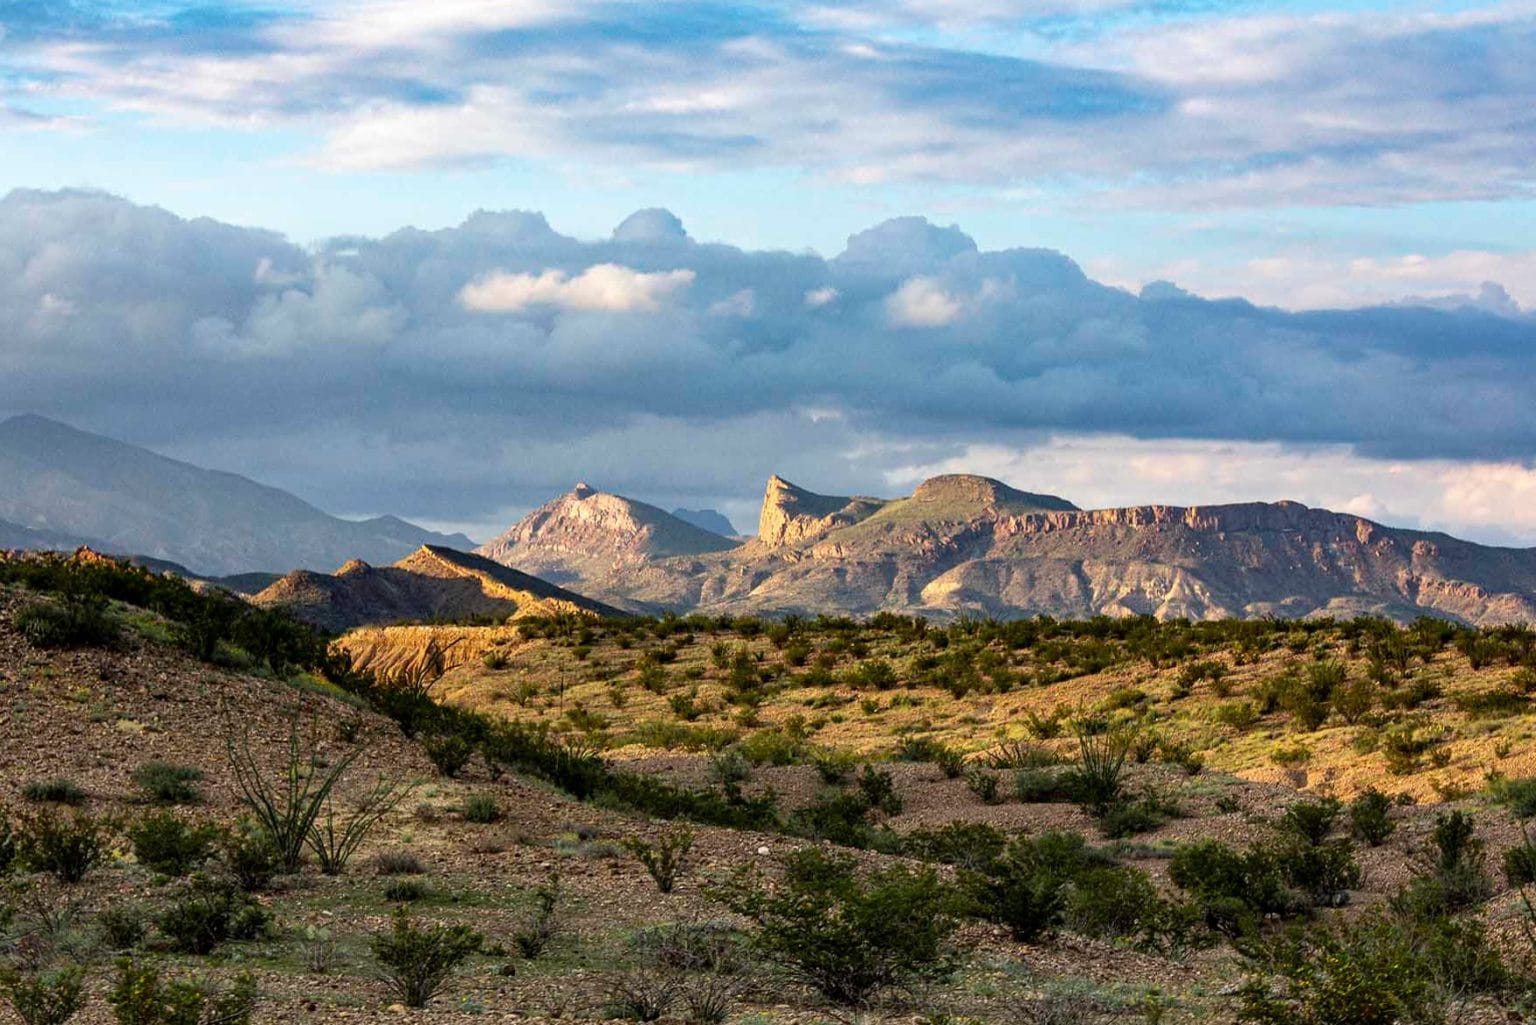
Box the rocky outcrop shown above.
[495,475,1536,626]
[253,545,619,632]
[476,484,737,583]
[755,476,887,547]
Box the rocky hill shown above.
[0,414,473,575]
[253,544,619,631]
[481,473,1536,625]
[476,482,738,584]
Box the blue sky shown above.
[2,0,1535,544]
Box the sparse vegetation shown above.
[370,910,483,1008]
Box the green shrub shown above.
[712,847,963,1007]
[422,733,473,778]
[1504,825,1536,887]
[1492,775,1536,818]
[383,877,431,903]
[156,875,271,954]
[1062,865,1162,940]
[964,768,1002,805]
[1169,840,1296,932]
[1348,789,1396,846]
[371,910,482,1007]
[127,812,220,876]
[1098,797,1172,840]
[1279,798,1341,846]
[1062,727,1130,817]
[374,850,425,876]
[512,873,563,958]
[856,765,903,815]
[0,965,86,1025]
[622,827,694,894]
[901,822,1007,872]
[98,905,149,950]
[131,762,203,805]
[21,779,86,806]
[106,958,256,1025]
[965,831,1108,941]
[1280,838,1361,905]
[14,808,109,884]
[811,748,857,784]
[1398,811,1491,915]
[462,794,502,824]
[16,594,118,649]
[1237,914,1440,1025]
[1013,767,1073,803]
[218,822,279,892]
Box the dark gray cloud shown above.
[1,188,1533,531]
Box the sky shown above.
[1,0,1535,545]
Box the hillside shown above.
[484,473,1536,626]
[4,554,1536,1023]
[476,482,738,585]
[252,544,621,632]
[0,414,473,575]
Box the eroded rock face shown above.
[755,476,887,547]
[476,484,737,583]
[482,475,1536,626]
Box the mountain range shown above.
[0,415,472,576]
[475,475,1536,626]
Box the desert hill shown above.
[252,544,621,631]
[476,482,738,583]
[670,507,738,537]
[479,473,1536,625]
[0,414,473,575]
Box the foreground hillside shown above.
[3,552,1536,1023]
[480,475,1536,625]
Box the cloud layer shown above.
[6,2,1536,210]
[1,188,1533,545]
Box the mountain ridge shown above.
[0,415,473,575]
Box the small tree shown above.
[225,716,364,872]
[370,910,482,1008]
[711,847,963,1007]
[0,966,86,1025]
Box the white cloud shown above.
[804,286,840,308]
[886,276,963,327]
[459,263,696,313]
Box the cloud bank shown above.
[1,188,1534,545]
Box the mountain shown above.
[480,473,1536,626]
[0,515,93,553]
[670,508,738,537]
[475,483,738,584]
[0,415,474,575]
[252,545,620,632]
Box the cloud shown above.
[459,264,696,313]
[2,188,1535,543]
[11,2,1536,208]
[886,276,963,327]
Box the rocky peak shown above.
[757,475,887,547]
[908,474,1077,515]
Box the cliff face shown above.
[252,545,619,632]
[487,477,1536,626]
[476,483,737,583]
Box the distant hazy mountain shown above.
[670,507,738,537]
[476,482,737,584]
[481,473,1536,626]
[0,415,474,576]
[253,545,619,632]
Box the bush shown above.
[1169,840,1296,932]
[622,827,694,894]
[14,808,109,884]
[131,762,203,805]
[106,958,256,1025]
[901,822,1007,872]
[856,765,903,815]
[16,594,118,649]
[383,877,431,903]
[1280,838,1361,905]
[374,850,425,876]
[1062,728,1130,817]
[423,734,473,778]
[1098,797,1172,840]
[0,966,86,1025]
[371,910,483,1008]
[1062,865,1163,940]
[157,875,271,954]
[219,822,279,892]
[21,779,86,806]
[1492,775,1536,818]
[1504,825,1536,887]
[964,768,1002,805]
[712,847,963,1007]
[1348,789,1396,846]
[128,812,220,877]
[1013,767,1074,803]
[98,905,149,950]
[1279,798,1341,846]
[1237,914,1441,1025]
[462,794,502,824]
[965,831,1107,942]
[1399,811,1491,915]
[512,873,563,958]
